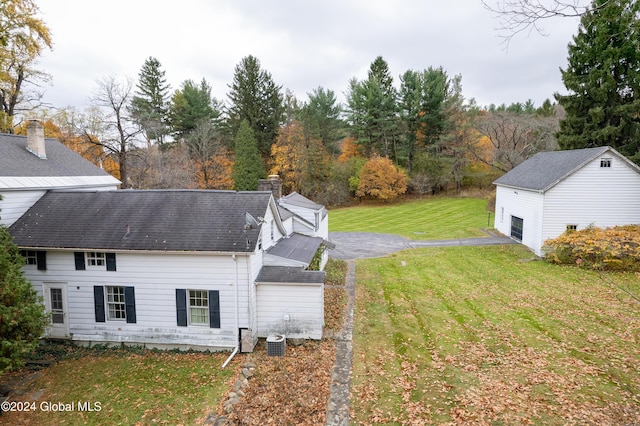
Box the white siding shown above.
[495,185,545,255]
[281,217,294,236]
[543,155,640,246]
[0,190,46,226]
[24,250,257,350]
[256,283,324,340]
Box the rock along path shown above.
[324,231,517,425]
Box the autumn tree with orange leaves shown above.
[270,119,330,197]
[355,155,407,202]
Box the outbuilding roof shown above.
[9,190,272,252]
[492,146,635,192]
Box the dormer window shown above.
[600,158,612,168]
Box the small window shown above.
[270,221,275,241]
[20,250,46,270]
[106,286,126,320]
[87,252,106,267]
[21,250,38,265]
[77,252,116,271]
[600,158,612,168]
[566,224,578,232]
[189,290,209,325]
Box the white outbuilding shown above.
[493,146,640,256]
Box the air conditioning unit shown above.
[266,334,286,357]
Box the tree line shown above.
[2,0,639,207]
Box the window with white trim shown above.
[189,290,209,325]
[600,158,612,168]
[566,224,578,232]
[106,286,126,320]
[87,252,106,267]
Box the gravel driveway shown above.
[328,231,517,260]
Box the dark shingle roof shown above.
[256,266,325,284]
[0,134,114,177]
[266,233,324,264]
[493,147,616,192]
[8,190,272,252]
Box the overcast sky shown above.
[35,0,582,112]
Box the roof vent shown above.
[26,119,46,159]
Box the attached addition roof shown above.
[9,190,272,252]
[256,266,325,284]
[0,133,120,189]
[492,146,639,192]
[266,233,324,265]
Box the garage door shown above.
[510,216,523,241]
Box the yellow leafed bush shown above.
[543,225,640,271]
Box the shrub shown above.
[355,155,407,202]
[543,225,640,271]
[0,225,49,372]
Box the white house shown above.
[2,122,330,352]
[493,146,640,256]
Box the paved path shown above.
[324,260,355,426]
[328,231,517,260]
[324,231,517,425]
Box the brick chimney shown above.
[258,175,282,200]
[26,119,46,159]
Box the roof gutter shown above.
[13,246,254,256]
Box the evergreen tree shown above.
[398,67,449,172]
[169,78,223,139]
[301,86,343,155]
[232,119,265,190]
[0,219,48,372]
[346,56,399,158]
[130,57,171,146]
[555,0,640,162]
[226,55,285,157]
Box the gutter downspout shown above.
[222,254,241,368]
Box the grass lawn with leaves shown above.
[351,244,640,424]
[1,347,237,425]
[329,197,491,240]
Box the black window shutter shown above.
[209,290,220,328]
[106,253,117,271]
[74,252,86,270]
[176,289,187,327]
[94,286,105,322]
[36,251,47,270]
[124,286,136,324]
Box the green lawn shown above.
[329,197,491,239]
[3,348,237,425]
[351,244,640,424]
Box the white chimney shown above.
[26,119,46,159]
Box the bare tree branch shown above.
[481,0,602,47]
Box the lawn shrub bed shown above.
[543,225,640,271]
